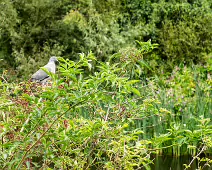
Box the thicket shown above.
[0,0,212,169]
[0,0,212,79]
[0,42,211,169]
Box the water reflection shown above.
[150,155,212,170]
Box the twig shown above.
[22,108,48,140]
[16,99,86,169]
[1,75,8,83]
[1,136,3,152]
[0,102,14,108]
[202,158,211,169]
[20,117,30,133]
[104,105,110,121]
[184,146,207,170]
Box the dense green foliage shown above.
[0,42,211,169]
[0,0,212,78]
[0,0,212,169]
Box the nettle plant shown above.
[0,49,156,169]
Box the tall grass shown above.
[131,65,211,156]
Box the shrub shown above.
[0,44,211,169]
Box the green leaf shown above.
[137,60,152,71]
[131,87,141,96]
[126,80,140,85]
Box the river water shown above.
[150,155,212,170]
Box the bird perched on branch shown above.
[31,56,59,84]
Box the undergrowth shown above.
[0,42,211,169]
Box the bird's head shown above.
[49,56,59,65]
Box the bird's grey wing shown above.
[31,66,52,81]
[31,69,49,81]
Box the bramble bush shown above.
[0,42,211,169]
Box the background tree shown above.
[0,0,211,79]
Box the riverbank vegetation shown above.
[0,0,212,169]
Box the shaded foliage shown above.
[0,0,212,78]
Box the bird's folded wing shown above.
[31,65,52,81]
